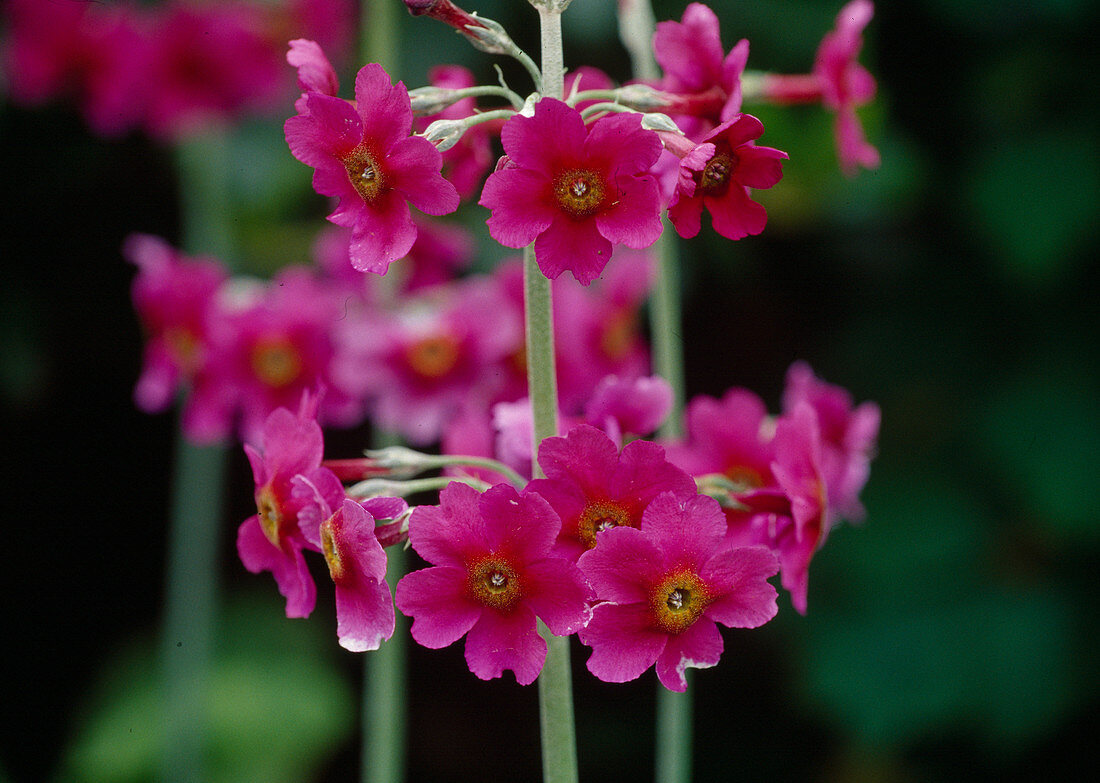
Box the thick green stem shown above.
[361,0,399,72]
[650,226,686,440]
[537,7,565,100]
[362,544,408,783]
[160,431,227,783]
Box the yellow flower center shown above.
[404,334,461,380]
[256,484,285,549]
[467,556,523,612]
[553,168,607,219]
[599,309,637,360]
[724,464,764,492]
[650,570,712,635]
[320,515,346,583]
[250,337,303,389]
[576,500,634,550]
[345,145,385,203]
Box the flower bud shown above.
[421,118,466,151]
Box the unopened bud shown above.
[640,112,682,134]
[408,85,463,115]
[421,118,466,151]
[615,84,671,112]
[461,15,514,56]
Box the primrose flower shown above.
[396,482,592,685]
[237,393,330,618]
[652,2,749,128]
[285,60,460,275]
[663,114,788,241]
[294,474,407,652]
[577,492,779,692]
[527,424,697,561]
[782,361,879,522]
[480,98,663,285]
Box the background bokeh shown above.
[3,0,1097,781]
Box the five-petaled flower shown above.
[480,98,663,285]
[396,481,593,684]
[577,492,779,691]
[285,58,460,275]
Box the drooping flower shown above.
[480,98,663,285]
[293,474,407,651]
[285,59,460,274]
[577,492,779,692]
[396,482,592,685]
[528,424,697,561]
[761,0,879,175]
[782,361,879,522]
[662,113,788,241]
[584,374,673,446]
[237,393,330,618]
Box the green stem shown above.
[160,430,227,783]
[362,544,408,783]
[361,0,399,73]
[650,226,686,440]
[537,7,565,100]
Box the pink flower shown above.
[782,361,879,522]
[762,0,879,175]
[236,393,330,618]
[664,114,788,241]
[652,2,749,127]
[577,492,779,691]
[125,234,228,417]
[285,61,460,274]
[293,474,406,651]
[480,98,663,285]
[396,482,592,685]
[585,375,673,445]
[527,424,697,561]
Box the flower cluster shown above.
[1,0,356,140]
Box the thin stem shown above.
[362,544,408,783]
[656,686,693,783]
[650,226,686,440]
[160,430,227,783]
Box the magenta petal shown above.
[522,559,593,636]
[501,99,588,177]
[705,187,767,240]
[479,484,560,561]
[701,546,780,628]
[596,174,662,249]
[480,168,556,248]
[408,481,488,568]
[387,135,459,215]
[464,605,544,685]
[576,526,660,604]
[314,161,357,203]
[347,189,417,274]
[537,424,620,492]
[396,565,482,648]
[735,145,788,190]
[237,516,317,618]
[579,602,667,684]
[535,215,612,285]
[287,39,339,96]
[668,191,704,239]
[288,94,362,163]
[655,616,723,692]
[640,493,727,566]
[335,577,395,651]
[835,109,880,175]
[583,113,662,174]
[653,3,723,92]
[354,63,412,150]
[719,39,750,118]
[607,439,696,508]
[260,407,324,476]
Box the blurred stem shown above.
[361,0,399,73]
[161,131,235,783]
[651,225,685,439]
[160,428,227,783]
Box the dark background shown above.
[3,0,1098,780]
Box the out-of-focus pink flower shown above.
[221,268,366,443]
[662,114,787,241]
[396,481,592,685]
[782,361,879,522]
[237,393,329,618]
[762,0,879,175]
[528,424,697,561]
[286,60,459,274]
[652,2,749,129]
[343,277,521,445]
[577,492,779,691]
[142,1,286,140]
[125,234,229,417]
[293,474,406,651]
[1,0,150,136]
[585,375,673,446]
[480,98,663,285]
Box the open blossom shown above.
[527,424,697,561]
[663,114,788,241]
[480,98,663,285]
[577,492,779,692]
[285,58,460,274]
[237,393,330,618]
[396,482,592,685]
[294,474,407,652]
